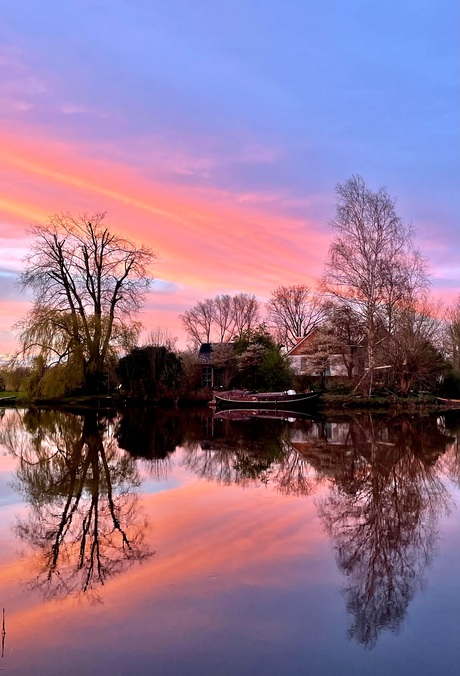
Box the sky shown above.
[0,0,458,354]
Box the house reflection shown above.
[315,414,455,647]
[1,404,458,645]
[184,409,457,647]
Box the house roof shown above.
[197,342,237,363]
[198,343,214,362]
[286,330,318,356]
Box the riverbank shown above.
[320,392,440,413]
[1,389,453,413]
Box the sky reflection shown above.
[0,408,458,675]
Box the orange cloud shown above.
[0,121,334,351]
[0,123,329,295]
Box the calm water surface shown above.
[0,406,458,676]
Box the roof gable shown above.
[286,330,318,356]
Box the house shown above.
[198,343,217,387]
[286,329,366,378]
[197,342,238,388]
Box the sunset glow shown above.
[0,2,458,353]
[1,469,329,666]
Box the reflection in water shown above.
[1,409,152,603]
[316,414,455,647]
[1,608,5,659]
[181,414,325,496]
[182,416,286,486]
[183,410,458,647]
[437,410,460,485]
[1,406,458,647]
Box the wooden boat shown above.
[212,389,321,411]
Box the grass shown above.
[321,392,437,412]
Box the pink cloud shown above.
[0,121,331,351]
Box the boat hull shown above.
[213,391,320,411]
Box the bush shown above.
[117,345,183,400]
[293,373,317,392]
[325,378,354,395]
[1,365,31,391]
[258,349,293,391]
[439,368,460,398]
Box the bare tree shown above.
[323,175,429,394]
[179,298,215,346]
[231,293,260,340]
[266,284,326,349]
[445,296,460,368]
[180,292,261,346]
[386,298,444,395]
[380,249,429,336]
[15,212,155,395]
[213,294,234,342]
[146,327,178,351]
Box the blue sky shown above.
[0,0,458,351]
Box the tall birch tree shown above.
[323,175,428,394]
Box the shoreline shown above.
[2,391,458,414]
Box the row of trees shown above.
[179,176,459,396]
[8,176,460,399]
[179,286,326,350]
[180,293,260,344]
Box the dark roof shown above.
[198,343,213,362]
[197,342,237,363]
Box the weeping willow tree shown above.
[15,212,155,396]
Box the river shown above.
[0,406,458,675]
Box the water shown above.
[0,406,458,675]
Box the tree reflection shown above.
[186,410,457,648]
[436,411,460,486]
[182,416,288,486]
[317,413,454,647]
[1,405,457,641]
[2,409,151,602]
[115,407,183,460]
[273,443,326,496]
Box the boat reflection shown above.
[213,408,315,422]
[1,406,458,648]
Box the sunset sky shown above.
[1,1,458,353]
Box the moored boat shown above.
[212,389,321,411]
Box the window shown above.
[202,366,213,387]
[300,357,310,372]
